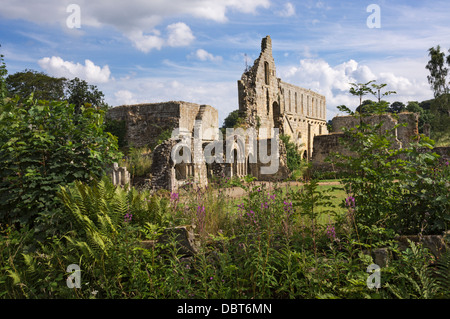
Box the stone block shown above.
[140,225,199,257]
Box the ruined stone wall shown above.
[279,82,326,120]
[311,133,354,172]
[331,112,419,147]
[106,102,180,148]
[106,101,218,149]
[251,137,290,181]
[149,139,178,192]
[312,113,421,172]
[237,36,328,160]
[397,113,420,145]
[238,35,279,135]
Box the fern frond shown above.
[434,250,450,298]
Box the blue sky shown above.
[1,0,449,124]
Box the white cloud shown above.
[0,0,270,52]
[280,58,433,119]
[124,22,194,53]
[166,22,195,47]
[38,56,111,83]
[191,49,223,62]
[114,90,137,105]
[276,2,295,17]
[126,30,165,53]
[0,0,270,25]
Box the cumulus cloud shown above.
[126,30,165,53]
[276,2,296,17]
[114,90,137,105]
[166,23,195,47]
[125,22,195,53]
[0,0,270,52]
[280,58,431,118]
[190,49,223,62]
[38,56,111,83]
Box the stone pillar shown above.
[110,162,131,188]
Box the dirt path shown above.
[218,180,342,199]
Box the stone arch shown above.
[273,101,280,121]
[295,92,298,113]
[264,61,270,85]
[172,142,192,181]
[228,138,246,178]
[232,148,238,177]
[302,149,308,160]
[247,153,254,177]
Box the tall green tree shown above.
[388,101,406,113]
[6,70,66,102]
[0,45,7,101]
[66,77,107,113]
[425,46,450,142]
[349,80,375,113]
[222,109,241,128]
[5,70,107,112]
[426,46,449,98]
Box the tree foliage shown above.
[0,96,121,238]
[330,81,450,237]
[6,69,66,102]
[222,109,244,129]
[279,134,303,172]
[5,69,107,112]
[425,45,450,143]
[0,45,7,101]
[426,45,449,98]
[66,77,107,112]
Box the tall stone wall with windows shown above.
[238,35,328,160]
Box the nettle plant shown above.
[329,81,449,237]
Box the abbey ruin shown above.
[106,35,432,191]
[238,36,328,160]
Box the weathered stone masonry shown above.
[106,36,330,191]
[106,101,218,149]
[238,35,328,160]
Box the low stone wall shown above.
[311,133,354,173]
[331,112,419,147]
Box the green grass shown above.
[198,180,348,230]
[434,132,450,147]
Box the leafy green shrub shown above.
[330,83,449,237]
[0,96,121,237]
[104,118,126,148]
[279,134,304,173]
[120,146,152,178]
